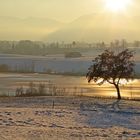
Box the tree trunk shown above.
[114,84,121,100]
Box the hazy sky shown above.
[0,0,138,22]
[0,0,140,41]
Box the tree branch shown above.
[107,79,114,85]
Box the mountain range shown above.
[0,16,63,40]
[0,13,140,42]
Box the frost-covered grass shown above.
[0,96,139,140]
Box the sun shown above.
[105,0,132,13]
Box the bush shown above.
[64,52,82,58]
[0,64,9,72]
[38,83,46,95]
[15,81,83,97]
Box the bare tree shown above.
[86,49,135,100]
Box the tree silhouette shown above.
[86,49,135,100]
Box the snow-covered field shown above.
[0,54,140,74]
[0,96,139,140]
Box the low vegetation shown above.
[15,82,84,97]
[64,52,82,58]
[0,64,10,72]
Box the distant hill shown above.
[1,14,140,42]
[0,16,63,40]
[45,13,140,42]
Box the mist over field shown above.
[0,0,140,42]
[1,14,140,42]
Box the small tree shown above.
[86,49,135,100]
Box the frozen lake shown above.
[0,73,139,99]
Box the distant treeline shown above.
[0,40,140,55]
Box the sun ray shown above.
[105,0,132,13]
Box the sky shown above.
[0,0,138,22]
[0,0,140,41]
[0,0,103,22]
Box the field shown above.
[0,54,139,140]
[1,0,140,139]
[0,96,139,140]
[0,53,140,75]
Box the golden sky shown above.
[0,0,139,41]
[0,0,138,22]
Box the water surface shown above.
[0,73,139,99]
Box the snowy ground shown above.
[0,96,139,140]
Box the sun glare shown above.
[105,0,132,13]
